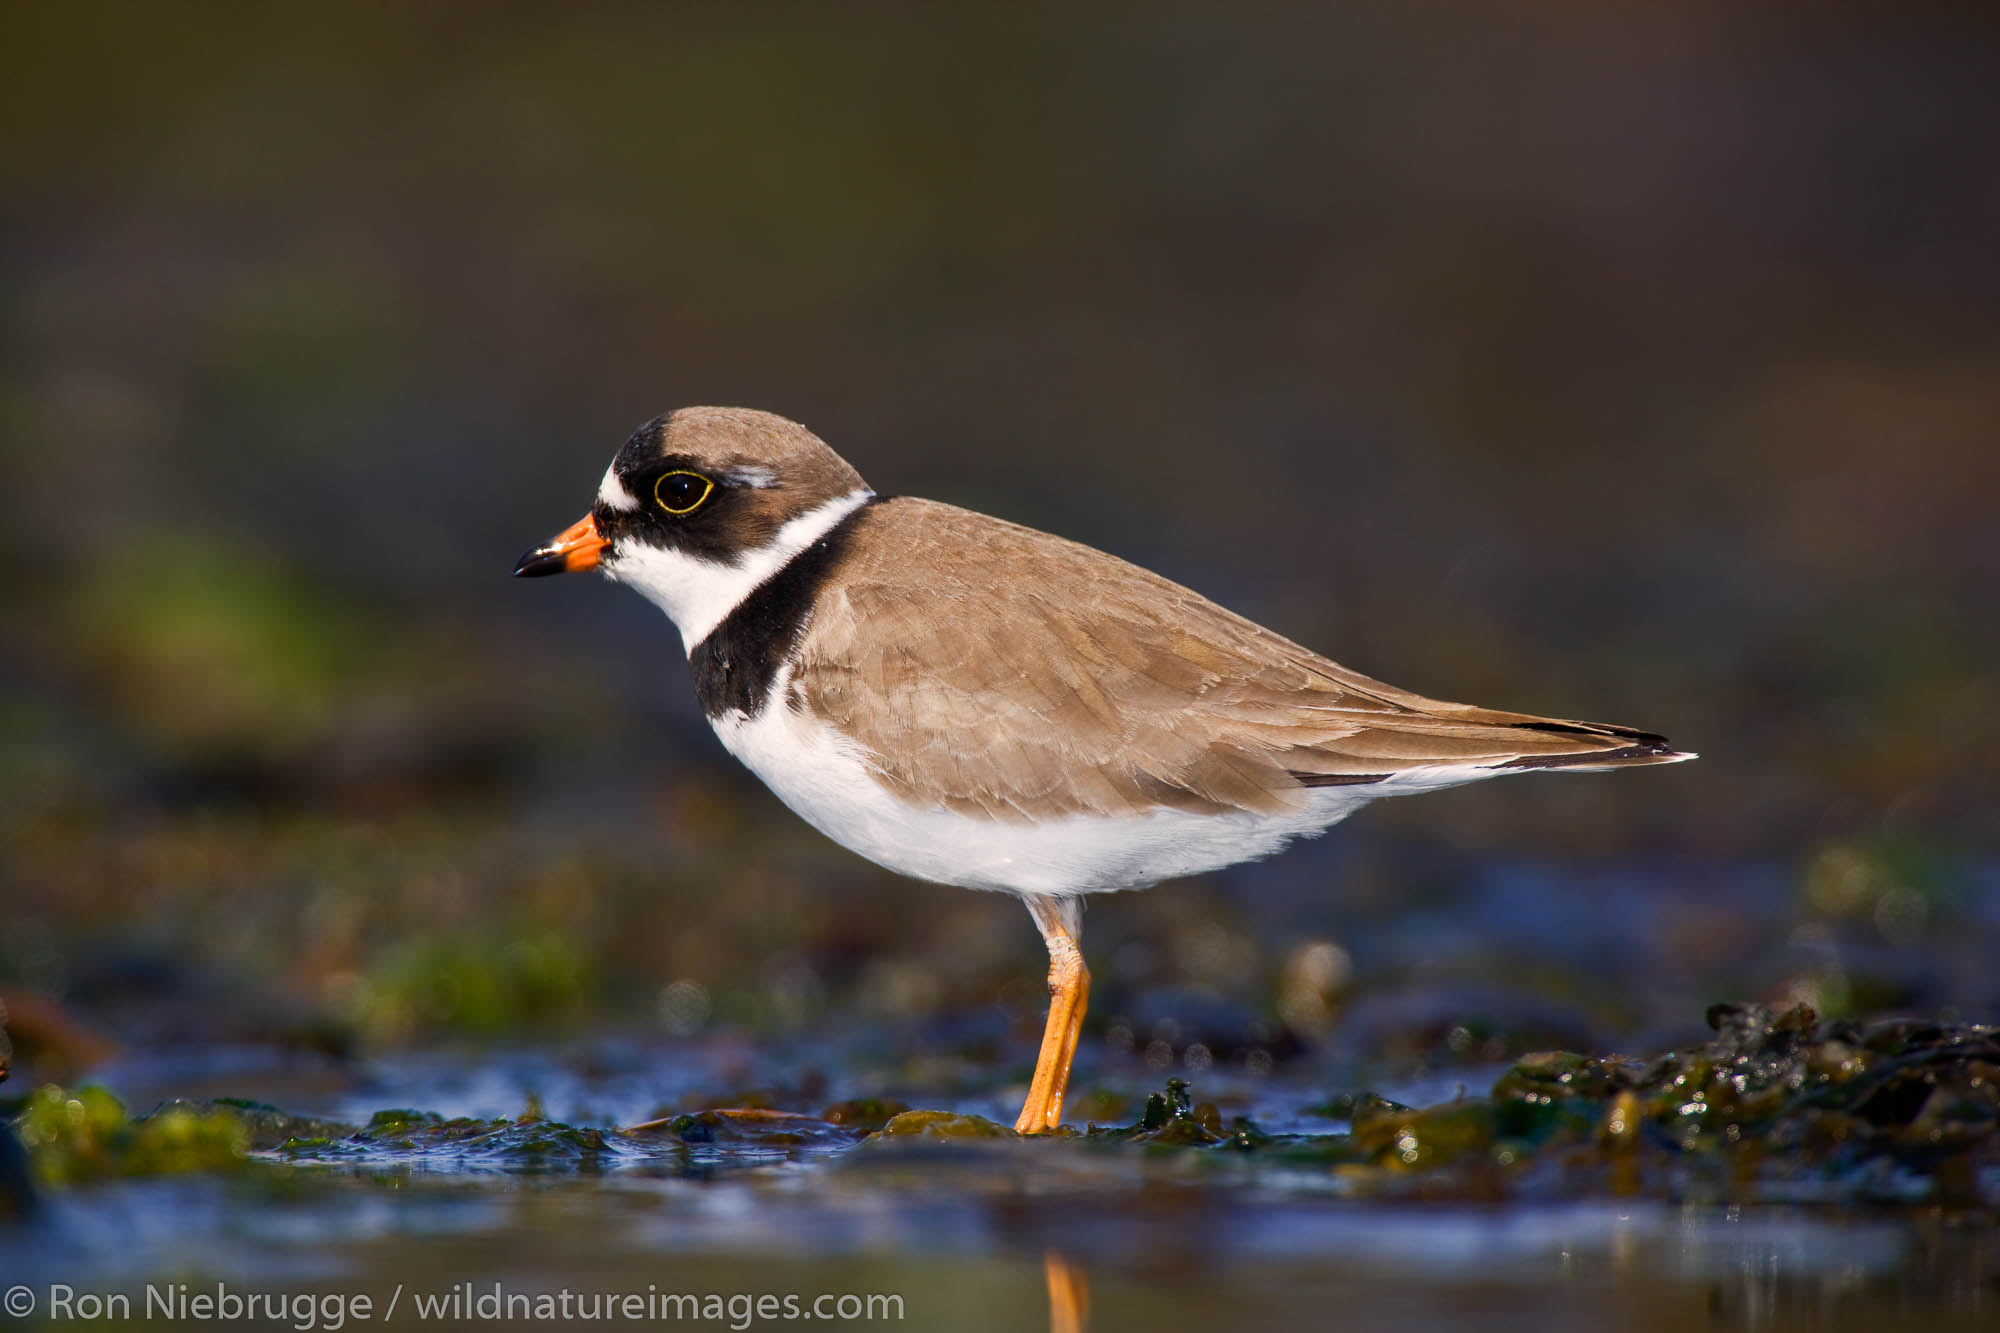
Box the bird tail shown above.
[1485,719,1696,771]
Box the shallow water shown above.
[8,836,1997,1330]
[6,1019,1996,1332]
[9,1171,1989,1332]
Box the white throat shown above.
[604,489,873,653]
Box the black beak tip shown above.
[513,547,564,578]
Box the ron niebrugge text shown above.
[24,1282,905,1328]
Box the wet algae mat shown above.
[4,1005,1998,1330]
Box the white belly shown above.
[707,670,1467,897]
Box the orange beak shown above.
[513,513,609,577]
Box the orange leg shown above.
[1015,897,1090,1135]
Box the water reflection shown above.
[1,1177,1988,1331]
[1045,1252,1089,1333]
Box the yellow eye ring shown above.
[654,470,714,515]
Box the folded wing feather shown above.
[794,499,1686,822]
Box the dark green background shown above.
[4,4,1996,1072]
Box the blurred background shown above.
[2,3,1996,1108]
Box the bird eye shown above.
[654,470,714,515]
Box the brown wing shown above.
[793,499,1687,821]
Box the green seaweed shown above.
[1089,1078,1266,1149]
[207,1097,359,1151]
[275,1108,620,1171]
[12,1085,250,1185]
[637,1108,862,1148]
[1350,1095,1496,1170]
[12,1006,1996,1205]
[1079,1005,1999,1199]
[874,1111,1011,1140]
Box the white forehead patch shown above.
[727,465,778,489]
[604,489,873,653]
[597,465,640,512]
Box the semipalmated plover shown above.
[517,407,1692,1132]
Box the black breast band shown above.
[688,500,878,720]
